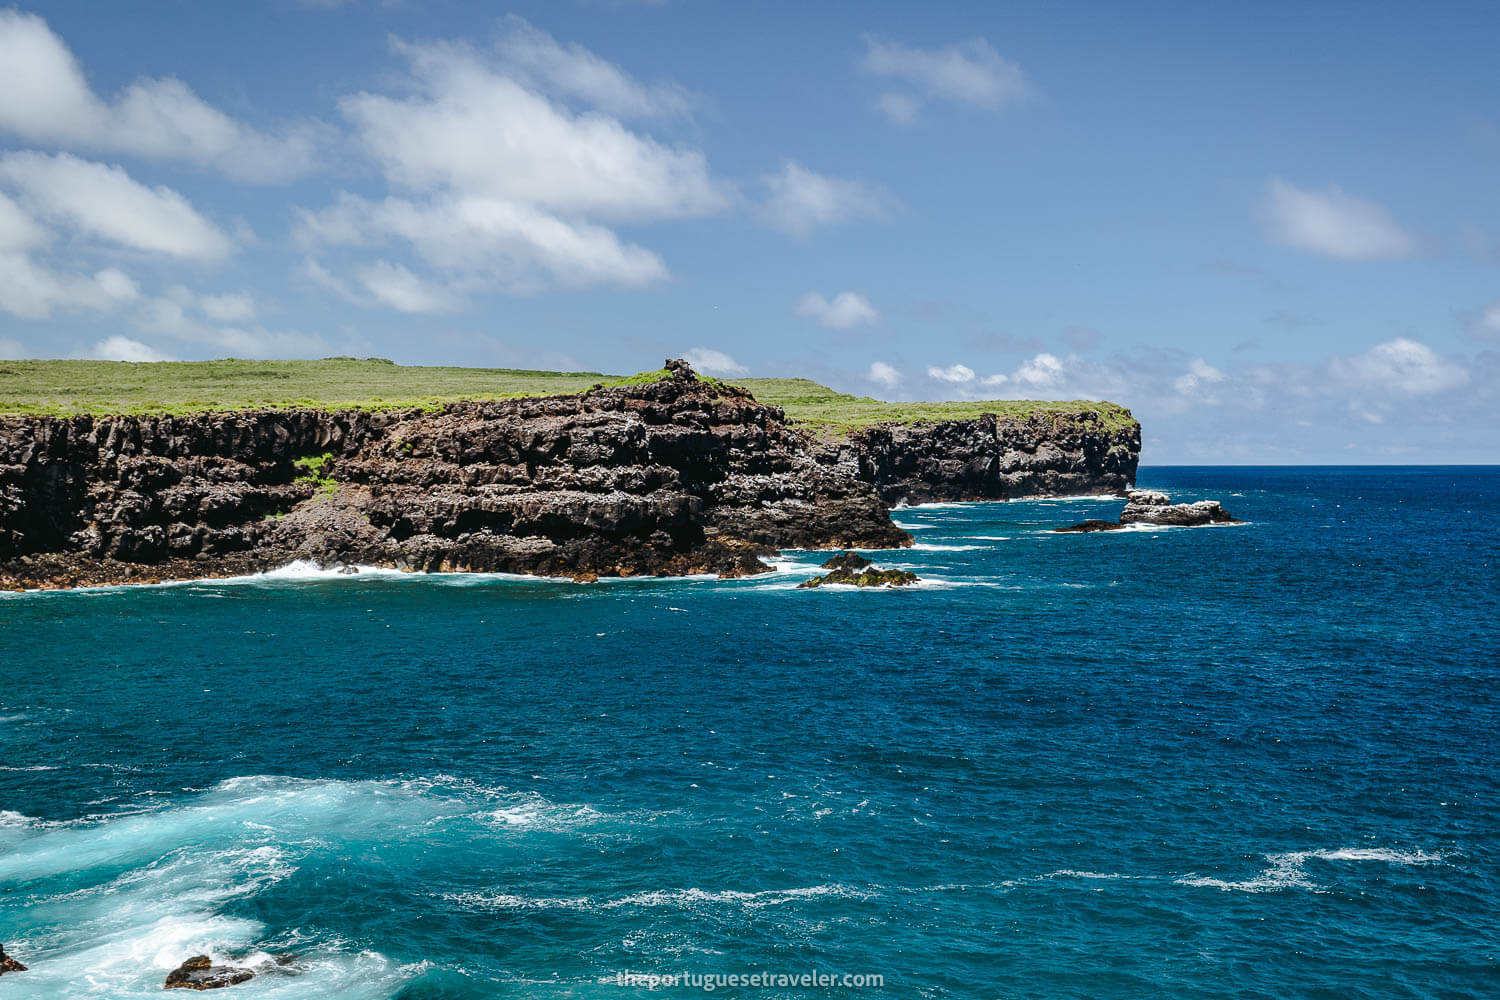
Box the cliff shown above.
[0,361,1140,589]
[813,409,1140,505]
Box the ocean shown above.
[1,467,1496,999]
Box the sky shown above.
[0,1,1497,463]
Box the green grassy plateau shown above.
[0,358,1134,431]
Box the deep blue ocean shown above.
[1,467,1496,1000]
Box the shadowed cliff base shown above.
[0,359,1139,589]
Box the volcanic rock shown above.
[0,943,25,975]
[164,956,254,990]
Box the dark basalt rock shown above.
[1055,519,1125,533]
[0,361,909,589]
[164,956,254,990]
[798,566,919,588]
[820,551,873,571]
[0,943,25,975]
[812,409,1139,505]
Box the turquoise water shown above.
[1,467,1496,999]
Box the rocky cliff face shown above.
[0,363,906,589]
[0,362,1141,589]
[813,409,1140,505]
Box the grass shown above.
[737,378,1137,433]
[0,358,1134,431]
[293,452,338,498]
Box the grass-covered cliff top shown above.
[0,358,1134,431]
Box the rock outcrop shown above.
[1055,489,1240,533]
[0,363,907,589]
[0,943,25,975]
[813,409,1139,505]
[164,956,253,990]
[799,552,919,588]
[1119,489,1239,526]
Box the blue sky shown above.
[0,1,1496,463]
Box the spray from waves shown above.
[0,775,630,999]
[1175,847,1449,893]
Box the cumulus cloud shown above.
[83,335,175,362]
[494,16,693,120]
[0,190,45,250]
[861,37,1030,124]
[868,361,901,388]
[795,291,879,329]
[341,38,724,220]
[1262,178,1415,260]
[355,260,462,313]
[297,192,668,294]
[0,252,140,319]
[301,31,721,303]
[0,10,319,182]
[131,286,329,358]
[927,363,976,384]
[1173,358,1227,399]
[682,347,747,377]
[760,161,888,236]
[0,152,233,259]
[1332,338,1467,394]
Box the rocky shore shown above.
[0,360,1141,590]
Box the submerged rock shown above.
[820,551,873,571]
[0,943,26,974]
[799,566,919,588]
[1119,489,1239,527]
[164,956,254,990]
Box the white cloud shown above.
[356,260,461,313]
[0,11,319,182]
[868,361,902,388]
[341,38,724,220]
[760,161,888,236]
[875,93,920,127]
[0,337,25,359]
[301,32,719,304]
[1173,358,1226,398]
[0,152,233,259]
[795,290,879,329]
[84,335,175,362]
[0,191,46,250]
[131,286,329,358]
[1262,179,1415,260]
[0,251,140,319]
[494,16,693,120]
[927,363,976,384]
[298,193,668,292]
[1467,299,1500,342]
[861,37,1030,123]
[682,347,748,377]
[1332,338,1467,394]
[196,291,257,324]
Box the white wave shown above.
[968,535,1011,541]
[890,521,934,531]
[1176,847,1447,893]
[0,764,60,771]
[446,883,871,914]
[908,543,987,551]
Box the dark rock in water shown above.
[164,956,254,990]
[1119,488,1239,526]
[0,943,26,974]
[1054,519,1125,533]
[820,551,873,571]
[799,566,919,588]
